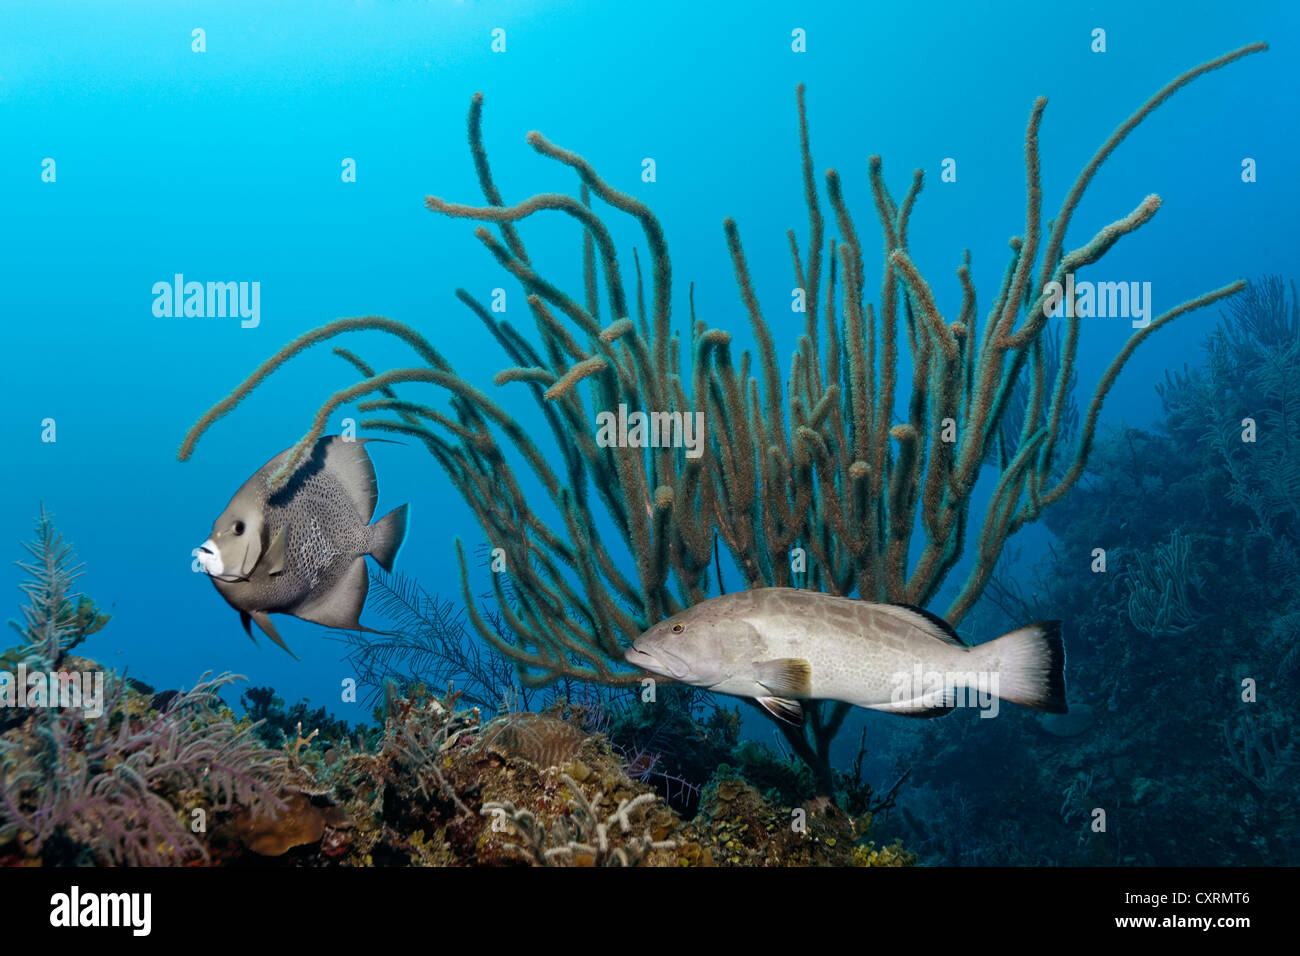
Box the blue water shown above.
[2,0,1295,832]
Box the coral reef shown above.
[680,769,913,867]
[0,511,912,867]
[0,506,917,869]
[476,712,589,769]
[238,682,909,867]
[2,585,911,867]
[239,684,354,751]
[480,773,676,866]
[1124,530,1206,637]
[0,668,293,866]
[1,511,291,865]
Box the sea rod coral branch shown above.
[177,45,1267,781]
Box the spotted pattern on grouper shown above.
[194,436,409,657]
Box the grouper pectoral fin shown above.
[292,555,368,630]
[249,610,300,660]
[757,696,804,726]
[265,525,288,576]
[753,658,813,697]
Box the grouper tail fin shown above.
[980,621,1067,713]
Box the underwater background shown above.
[2,0,1297,866]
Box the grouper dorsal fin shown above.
[753,658,813,697]
[757,696,804,726]
[881,603,969,648]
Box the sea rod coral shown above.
[177,45,1265,781]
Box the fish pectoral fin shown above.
[753,658,812,697]
[264,525,288,576]
[250,610,300,660]
[756,696,804,726]
[292,556,368,631]
[867,695,955,719]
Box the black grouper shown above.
[625,587,1066,724]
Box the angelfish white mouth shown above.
[195,540,224,577]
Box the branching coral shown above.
[1,510,290,864]
[1159,275,1300,599]
[382,694,475,817]
[1203,277,1300,543]
[5,505,110,669]
[1125,530,1206,637]
[1222,712,1296,793]
[0,672,288,865]
[481,772,675,866]
[176,46,1265,784]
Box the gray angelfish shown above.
[625,587,1066,724]
[195,436,409,657]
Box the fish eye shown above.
[234,521,245,536]
[671,622,684,634]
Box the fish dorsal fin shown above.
[264,525,288,576]
[293,555,368,630]
[319,437,380,521]
[756,696,804,726]
[753,658,812,697]
[881,603,969,648]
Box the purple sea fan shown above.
[1,672,288,866]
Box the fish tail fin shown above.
[369,503,409,572]
[981,621,1067,713]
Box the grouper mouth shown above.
[624,644,691,680]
